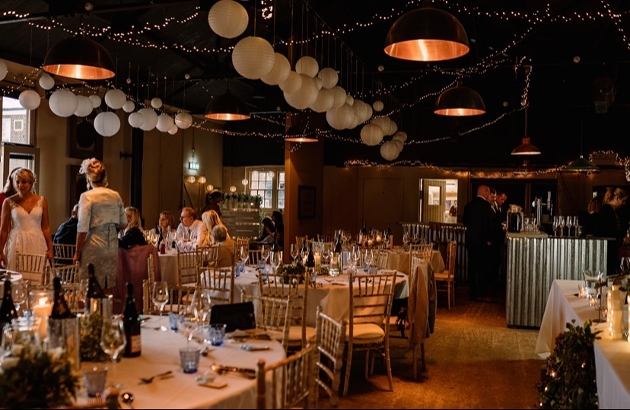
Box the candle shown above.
[314,252,321,272]
[32,295,52,340]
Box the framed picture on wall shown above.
[298,185,316,219]
[68,117,103,160]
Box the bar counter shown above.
[505,233,610,328]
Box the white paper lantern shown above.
[373,100,384,112]
[151,97,162,109]
[261,53,291,86]
[295,56,319,78]
[313,76,323,90]
[360,123,384,146]
[18,90,40,110]
[138,108,158,131]
[310,88,334,113]
[105,89,126,109]
[89,95,101,108]
[94,112,120,137]
[156,113,174,132]
[318,67,338,89]
[175,112,193,129]
[364,103,373,122]
[284,75,318,110]
[391,139,404,152]
[330,86,347,109]
[387,120,398,136]
[380,141,399,161]
[347,114,360,130]
[168,123,179,135]
[232,36,275,80]
[352,100,369,123]
[326,104,354,130]
[392,131,407,143]
[208,0,248,39]
[278,71,302,94]
[38,73,55,90]
[0,59,7,81]
[49,89,78,117]
[74,95,93,117]
[122,100,135,113]
[128,111,144,128]
[371,116,390,133]
[345,94,354,106]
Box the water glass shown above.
[209,323,227,346]
[83,366,108,397]
[179,347,201,373]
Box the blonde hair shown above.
[12,168,36,192]
[79,158,107,189]
[159,211,175,229]
[125,206,143,229]
[3,168,19,195]
[202,210,225,232]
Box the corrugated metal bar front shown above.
[414,222,468,282]
[506,237,608,328]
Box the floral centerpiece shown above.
[277,262,306,284]
[0,343,80,408]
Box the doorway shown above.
[420,179,458,223]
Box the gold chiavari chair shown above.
[313,307,347,408]
[16,252,48,286]
[52,243,76,266]
[242,290,292,353]
[435,240,457,309]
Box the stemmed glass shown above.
[565,216,573,237]
[321,244,331,269]
[364,249,374,272]
[352,246,361,273]
[190,288,212,325]
[100,316,126,385]
[11,282,25,317]
[238,246,249,265]
[552,216,559,236]
[179,315,198,347]
[558,216,566,237]
[270,251,282,274]
[290,244,299,264]
[383,230,390,249]
[261,246,271,270]
[152,281,169,331]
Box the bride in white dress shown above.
[0,168,53,271]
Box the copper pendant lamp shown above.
[563,114,600,172]
[43,37,115,80]
[204,92,250,121]
[384,7,469,62]
[511,107,541,155]
[284,112,319,142]
[434,83,485,116]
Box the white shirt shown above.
[176,219,207,248]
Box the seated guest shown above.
[53,204,79,245]
[256,216,276,245]
[271,210,284,250]
[118,206,147,249]
[154,210,175,244]
[176,206,207,248]
[202,209,230,246]
[212,225,235,268]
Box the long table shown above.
[76,317,285,409]
[536,279,630,409]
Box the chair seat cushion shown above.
[434,271,452,280]
[346,323,385,344]
[269,326,316,344]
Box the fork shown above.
[210,363,256,379]
[138,370,173,384]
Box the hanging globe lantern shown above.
[104,89,126,109]
[310,88,334,113]
[74,95,93,117]
[156,113,174,132]
[89,95,101,108]
[392,131,407,143]
[360,123,384,146]
[318,67,338,89]
[122,100,135,113]
[175,112,193,129]
[295,56,319,78]
[380,141,399,161]
[352,100,369,123]
[284,75,318,110]
[94,111,120,137]
[391,139,404,153]
[373,100,384,112]
[128,111,144,128]
[150,97,162,109]
[232,36,275,80]
[0,59,7,81]
[208,0,248,39]
[347,114,361,130]
[371,116,390,133]
[326,103,354,130]
[49,89,78,117]
[345,94,354,106]
[278,71,302,94]
[261,53,291,86]
[18,90,40,110]
[138,107,158,131]
[168,123,179,135]
[330,86,347,109]
[38,73,55,90]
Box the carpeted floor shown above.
[320,284,545,409]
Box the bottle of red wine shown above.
[50,276,75,319]
[86,263,106,314]
[0,279,17,329]
[122,282,141,358]
[306,242,316,284]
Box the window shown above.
[247,167,285,210]
[2,97,30,144]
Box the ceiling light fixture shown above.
[43,37,115,80]
[384,6,469,62]
[511,107,541,155]
[563,112,600,172]
[204,92,250,121]
[434,82,485,116]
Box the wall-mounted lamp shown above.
[197,176,207,184]
[188,162,199,170]
[230,186,237,193]
[242,178,249,186]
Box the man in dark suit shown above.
[53,204,79,245]
[463,185,494,302]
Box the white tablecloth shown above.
[77,316,285,409]
[385,248,445,274]
[536,279,630,409]
[233,266,409,327]
[158,250,179,287]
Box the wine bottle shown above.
[387,222,394,249]
[86,263,106,314]
[50,276,75,319]
[361,222,367,235]
[330,233,343,276]
[0,279,17,329]
[306,242,316,284]
[122,282,141,358]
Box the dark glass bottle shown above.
[331,233,343,275]
[122,282,141,358]
[387,222,393,248]
[361,222,367,235]
[50,276,75,319]
[306,242,316,284]
[0,279,17,329]
[86,263,106,314]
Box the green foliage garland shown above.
[536,320,601,409]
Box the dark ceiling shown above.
[1,0,630,168]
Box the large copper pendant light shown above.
[384,6,469,62]
[43,37,115,80]
[511,106,541,155]
[204,92,250,121]
[434,83,485,116]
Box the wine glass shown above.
[290,244,299,264]
[321,244,331,268]
[270,251,282,274]
[11,282,26,317]
[352,246,361,272]
[552,216,559,236]
[565,216,573,236]
[179,315,197,347]
[190,288,212,325]
[152,281,169,331]
[101,316,126,363]
[261,246,271,267]
[558,216,566,237]
[364,249,374,272]
[238,246,249,265]
[383,230,390,249]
